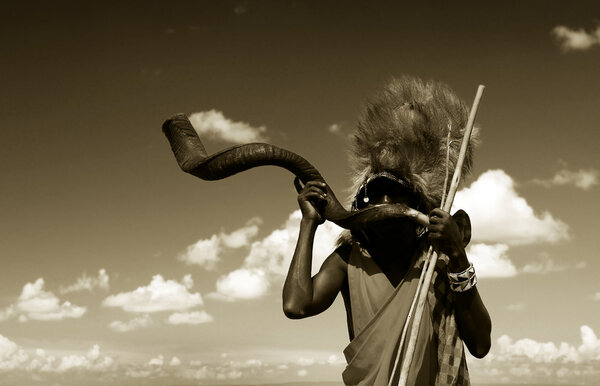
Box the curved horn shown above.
[162,114,429,229]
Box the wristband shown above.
[447,262,477,293]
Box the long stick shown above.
[397,85,485,385]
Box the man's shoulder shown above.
[334,242,353,265]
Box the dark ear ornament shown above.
[452,209,472,247]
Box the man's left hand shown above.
[427,208,470,271]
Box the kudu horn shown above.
[162,114,429,229]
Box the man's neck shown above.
[368,240,417,287]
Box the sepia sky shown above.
[1,1,600,384]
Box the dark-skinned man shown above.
[283,76,491,385]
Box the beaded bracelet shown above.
[447,262,477,293]
[449,274,477,292]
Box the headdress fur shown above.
[348,75,479,212]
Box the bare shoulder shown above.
[319,243,351,276]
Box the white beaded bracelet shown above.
[447,263,477,292]
[449,274,477,292]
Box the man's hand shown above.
[295,178,327,225]
[428,208,470,272]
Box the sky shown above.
[1,1,600,385]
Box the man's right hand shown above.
[295,178,327,225]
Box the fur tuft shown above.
[347,75,480,212]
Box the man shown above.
[282,76,491,385]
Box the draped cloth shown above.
[342,242,470,385]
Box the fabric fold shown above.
[342,243,470,385]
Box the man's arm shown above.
[428,208,492,358]
[282,181,348,319]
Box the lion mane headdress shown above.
[348,75,479,213]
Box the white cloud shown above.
[170,356,181,366]
[327,354,345,366]
[188,110,267,143]
[0,334,114,374]
[102,275,203,313]
[180,235,221,270]
[467,243,517,278]
[210,268,270,301]
[0,334,29,370]
[243,359,263,368]
[495,325,600,363]
[181,274,194,289]
[55,345,114,373]
[60,269,110,294]
[296,357,315,366]
[148,355,164,367]
[0,305,16,322]
[594,292,600,301]
[221,218,262,248]
[532,168,598,190]
[244,210,342,277]
[166,311,213,325]
[297,369,308,377]
[552,25,600,52]
[13,278,86,321]
[521,254,566,274]
[453,170,569,245]
[179,217,262,270]
[210,210,343,301]
[109,314,153,332]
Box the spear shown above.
[395,85,485,385]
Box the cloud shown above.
[102,275,203,313]
[0,305,16,322]
[109,314,153,332]
[466,243,517,278]
[209,268,270,301]
[60,269,110,294]
[188,110,267,143]
[453,170,569,245]
[0,334,114,373]
[166,311,213,325]
[552,25,600,52]
[521,254,566,274]
[179,218,262,270]
[593,292,600,301]
[220,218,262,248]
[495,325,600,363]
[55,345,114,373]
[209,211,343,301]
[466,326,600,384]
[179,235,221,270]
[327,354,345,366]
[531,168,598,190]
[296,357,316,366]
[4,278,87,322]
[148,355,164,367]
[0,334,29,370]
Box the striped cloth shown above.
[426,253,470,385]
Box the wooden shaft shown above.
[387,257,430,386]
[397,85,485,385]
[444,85,485,212]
